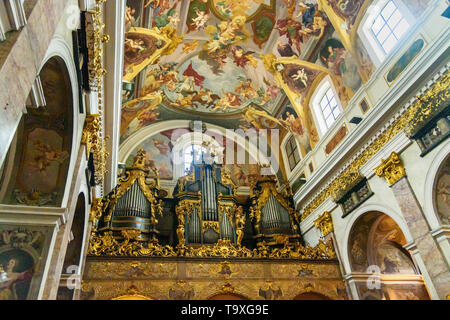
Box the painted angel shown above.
[153,138,170,155]
[167,12,180,27]
[192,9,209,30]
[212,91,242,112]
[291,68,308,87]
[234,79,258,100]
[31,141,69,173]
[138,110,160,127]
[232,46,257,68]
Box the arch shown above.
[41,36,81,208]
[293,292,331,300]
[341,204,413,275]
[120,120,266,165]
[62,193,86,272]
[280,133,302,178]
[118,120,280,184]
[207,292,249,300]
[112,294,154,300]
[309,75,344,138]
[423,140,450,230]
[0,52,75,208]
[347,210,417,275]
[172,132,224,179]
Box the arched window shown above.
[183,144,207,174]
[311,77,343,137]
[172,132,223,179]
[359,0,414,65]
[284,135,301,172]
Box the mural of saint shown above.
[320,38,362,93]
[0,250,35,300]
[435,159,450,225]
[279,105,311,153]
[123,32,162,77]
[125,131,176,180]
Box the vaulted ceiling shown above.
[119,0,430,149]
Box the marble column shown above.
[375,152,450,299]
[315,211,352,299]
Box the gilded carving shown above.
[81,259,347,300]
[301,71,449,220]
[314,211,334,237]
[235,206,245,247]
[374,152,406,186]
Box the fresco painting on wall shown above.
[276,2,328,55]
[435,158,450,225]
[209,0,275,21]
[278,103,311,153]
[0,225,53,300]
[386,39,425,84]
[349,212,415,274]
[327,0,366,29]
[125,130,176,180]
[19,129,68,196]
[319,38,362,95]
[354,35,375,81]
[356,282,430,300]
[125,0,144,31]
[2,57,73,207]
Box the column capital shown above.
[374,152,406,186]
[314,211,334,237]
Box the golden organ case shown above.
[173,161,244,246]
[96,149,164,241]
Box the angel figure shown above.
[282,112,304,136]
[31,141,69,173]
[291,68,308,87]
[242,106,286,130]
[234,79,258,100]
[192,9,209,30]
[211,92,241,112]
[176,212,185,247]
[124,38,146,55]
[232,46,257,68]
[125,6,137,29]
[298,12,327,40]
[153,138,170,155]
[167,12,180,27]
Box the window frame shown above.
[172,132,223,180]
[281,133,302,177]
[285,135,301,171]
[183,144,207,175]
[358,0,415,66]
[310,77,343,137]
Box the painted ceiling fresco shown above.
[120,0,430,175]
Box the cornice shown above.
[294,30,450,216]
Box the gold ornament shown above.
[314,211,334,237]
[301,71,449,220]
[374,152,406,186]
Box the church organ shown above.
[96,149,163,241]
[173,162,243,246]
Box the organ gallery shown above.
[0,0,449,301]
